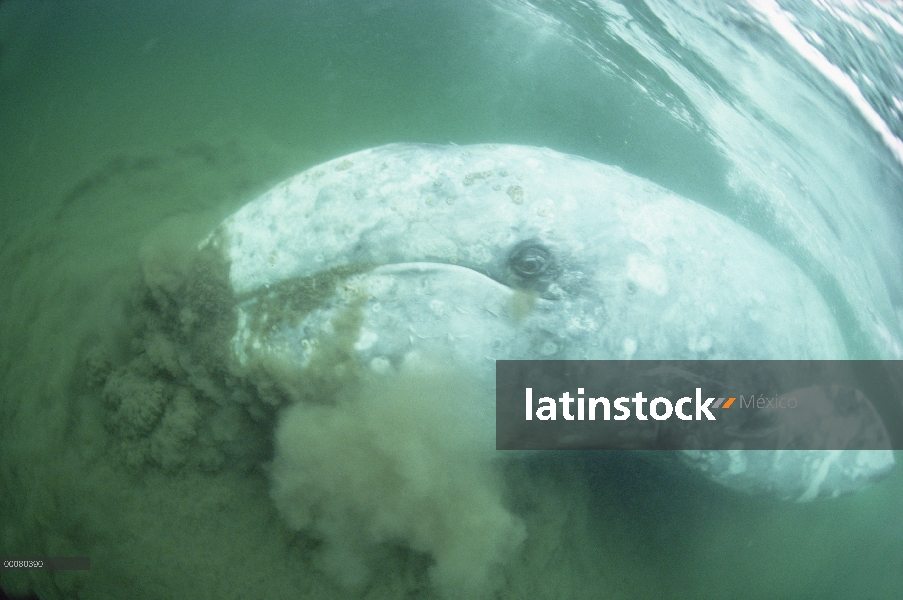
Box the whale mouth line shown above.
[360,261,562,301]
[367,261,505,284]
[356,261,553,305]
[236,260,513,300]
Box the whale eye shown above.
[509,243,553,278]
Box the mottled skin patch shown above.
[463,170,493,185]
[506,185,524,204]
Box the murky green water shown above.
[1,1,902,598]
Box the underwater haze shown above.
[1,0,903,598]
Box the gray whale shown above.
[194,143,893,502]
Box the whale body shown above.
[193,143,893,501]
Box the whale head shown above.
[211,142,847,371]
[185,143,894,502]
[130,142,894,592]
